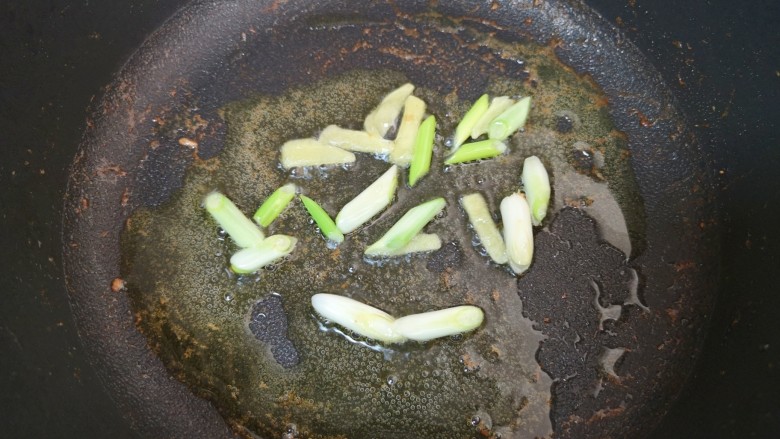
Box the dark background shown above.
[1,0,777,437]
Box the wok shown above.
[2,0,778,437]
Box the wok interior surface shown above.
[63,1,717,438]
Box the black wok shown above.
[1,0,777,438]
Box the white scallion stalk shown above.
[488,96,532,141]
[230,235,297,273]
[279,138,355,169]
[460,193,508,264]
[203,191,265,248]
[500,193,534,275]
[471,96,514,139]
[387,233,442,256]
[392,306,484,342]
[318,125,394,155]
[453,94,489,150]
[365,197,446,257]
[521,156,551,226]
[364,83,415,137]
[335,165,399,234]
[311,293,406,343]
[390,95,426,167]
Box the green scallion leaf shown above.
[365,197,446,257]
[335,165,398,234]
[300,195,344,244]
[444,139,507,165]
[488,96,532,141]
[521,156,551,226]
[230,235,297,273]
[471,96,514,139]
[203,191,265,248]
[408,115,436,187]
[253,183,297,228]
[453,94,489,150]
[460,193,508,264]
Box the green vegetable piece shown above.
[408,115,436,187]
[365,197,446,257]
[252,183,297,228]
[364,83,415,137]
[336,165,398,234]
[311,293,406,343]
[230,234,297,273]
[392,305,484,342]
[387,233,442,256]
[203,191,265,248]
[471,96,514,139]
[444,139,507,165]
[500,193,533,275]
[453,94,489,150]
[390,95,426,167]
[460,193,508,264]
[318,125,394,155]
[488,96,532,141]
[521,156,551,226]
[279,138,355,169]
[300,195,344,244]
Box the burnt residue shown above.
[248,294,299,368]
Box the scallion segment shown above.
[300,195,344,244]
[521,156,551,226]
[460,193,508,264]
[365,197,446,257]
[392,306,484,342]
[500,193,534,275]
[408,115,436,187]
[335,165,399,234]
[253,183,297,228]
[444,139,507,165]
[203,191,265,248]
[471,96,515,139]
[364,83,415,137]
[453,94,489,150]
[230,234,297,273]
[390,95,426,167]
[279,138,356,169]
[488,96,532,141]
[318,125,394,155]
[311,293,405,343]
[387,233,442,256]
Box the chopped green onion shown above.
[252,183,297,227]
[460,193,508,264]
[364,83,415,137]
[453,94,489,150]
[408,115,436,187]
[318,125,394,155]
[521,156,551,226]
[335,165,398,234]
[387,233,442,256]
[444,139,507,165]
[279,138,355,169]
[365,197,446,257]
[488,96,532,141]
[299,195,344,244]
[500,193,534,275]
[392,305,484,342]
[311,293,406,343]
[390,95,426,167]
[471,96,514,139]
[203,191,265,248]
[230,235,297,273]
